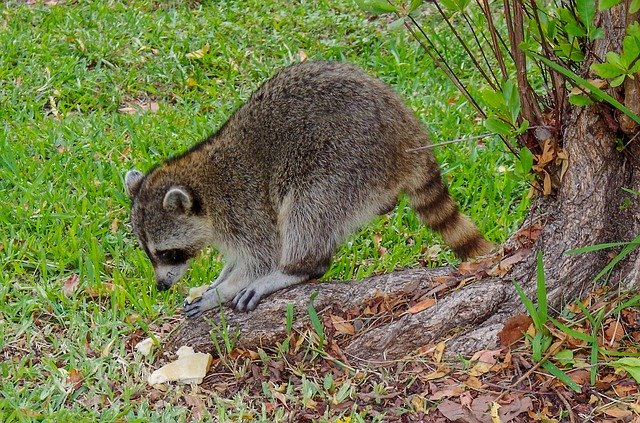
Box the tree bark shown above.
[165,8,640,360]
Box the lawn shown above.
[0,1,529,421]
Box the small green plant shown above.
[514,251,582,393]
[591,23,640,87]
[208,305,238,356]
[307,291,326,353]
[565,233,640,283]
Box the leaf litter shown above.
[124,264,640,422]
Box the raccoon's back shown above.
[219,61,425,167]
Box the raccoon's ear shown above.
[125,170,144,199]
[163,187,193,214]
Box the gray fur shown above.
[125,61,492,317]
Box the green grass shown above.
[0,0,528,420]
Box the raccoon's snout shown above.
[156,280,172,291]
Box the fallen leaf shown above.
[498,314,533,346]
[428,385,465,401]
[62,274,80,297]
[110,218,120,234]
[66,368,83,391]
[407,297,436,314]
[186,43,210,60]
[603,320,624,345]
[491,249,531,277]
[602,406,633,418]
[437,400,468,420]
[330,314,355,335]
[298,50,308,62]
[500,396,534,422]
[433,341,445,363]
[101,338,116,358]
[423,369,449,381]
[490,401,501,423]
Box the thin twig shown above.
[404,17,486,118]
[432,2,499,90]
[480,0,509,80]
[553,387,577,423]
[405,133,492,152]
[494,345,559,403]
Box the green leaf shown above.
[610,74,626,87]
[408,0,424,13]
[599,0,623,9]
[542,361,582,392]
[514,281,542,329]
[576,0,596,27]
[632,0,640,13]
[622,30,640,62]
[531,52,640,125]
[591,62,624,79]
[554,349,575,367]
[551,317,595,343]
[610,357,640,383]
[569,94,593,106]
[605,51,627,70]
[484,117,513,136]
[388,17,406,31]
[566,240,631,254]
[355,0,399,14]
[591,233,640,283]
[535,251,548,324]
[565,21,587,37]
[307,291,325,349]
[516,147,534,176]
[502,79,521,124]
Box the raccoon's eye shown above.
[158,249,188,265]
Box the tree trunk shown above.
[165,8,640,360]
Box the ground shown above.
[1,1,638,422]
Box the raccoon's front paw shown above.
[182,288,220,318]
[231,286,265,312]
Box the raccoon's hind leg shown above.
[408,170,492,259]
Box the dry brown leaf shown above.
[372,233,387,256]
[330,314,355,335]
[428,385,465,401]
[66,368,83,391]
[407,297,436,314]
[468,360,494,377]
[491,248,531,277]
[604,320,625,345]
[498,314,533,346]
[465,376,484,389]
[62,274,80,297]
[568,369,590,385]
[602,406,633,418]
[298,50,308,62]
[437,400,470,421]
[423,369,449,381]
[433,341,445,363]
[543,170,552,195]
[110,218,120,234]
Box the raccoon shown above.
[125,61,492,318]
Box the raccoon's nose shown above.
[156,281,171,291]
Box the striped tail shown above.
[408,172,493,260]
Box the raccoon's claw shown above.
[182,297,206,319]
[232,288,261,312]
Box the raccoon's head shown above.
[125,169,212,291]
